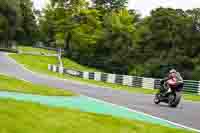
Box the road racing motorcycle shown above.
[154,79,183,108]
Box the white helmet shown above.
[169,69,176,73]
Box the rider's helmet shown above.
[169,69,176,74]
[168,69,177,79]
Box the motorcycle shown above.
[154,80,183,107]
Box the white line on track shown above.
[84,95,200,132]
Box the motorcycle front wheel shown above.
[154,93,160,104]
[168,92,181,107]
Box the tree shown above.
[92,9,137,73]
[0,0,21,48]
[0,0,38,48]
[134,7,200,79]
[92,0,128,9]
[39,0,200,80]
[50,0,89,9]
[16,0,38,44]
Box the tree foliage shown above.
[0,0,38,47]
[39,1,200,80]
[92,0,128,9]
[0,0,20,47]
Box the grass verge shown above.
[11,54,100,72]
[0,99,192,133]
[18,46,57,54]
[9,54,200,102]
[183,94,200,102]
[0,74,74,96]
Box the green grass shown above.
[19,46,101,72]
[0,99,192,133]
[9,54,200,102]
[62,57,101,72]
[183,94,200,102]
[11,54,100,72]
[18,46,57,54]
[0,74,74,96]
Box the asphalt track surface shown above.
[0,52,200,131]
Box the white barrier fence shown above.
[48,64,200,95]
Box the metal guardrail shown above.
[48,64,200,95]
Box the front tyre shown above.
[171,92,182,107]
[168,93,176,107]
[154,93,160,104]
[168,92,181,107]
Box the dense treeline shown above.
[0,0,38,48]
[136,8,200,79]
[39,0,200,80]
[1,0,200,80]
[39,0,138,73]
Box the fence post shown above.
[122,75,133,86]
[107,74,116,84]
[154,79,161,90]
[48,64,51,71]
[131,76,142,88]
[52,65,57,72]
[94,72,101,81]
[198,81,200,95]
[100,73,108,82]
[59,66,64,74]
[83,72,89,79]
[142,78,155,90]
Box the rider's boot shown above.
[167,88,171,93]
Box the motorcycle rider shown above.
[160,69,184,95]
